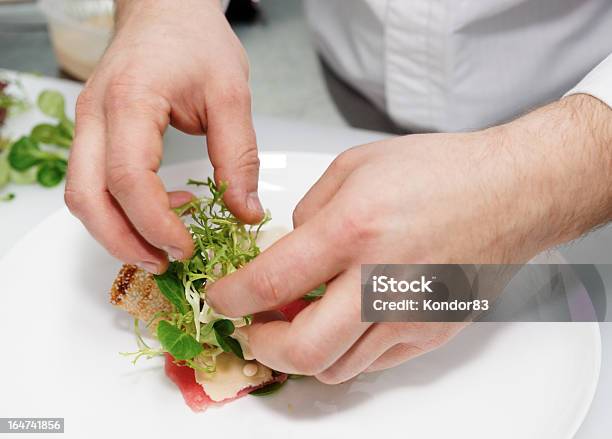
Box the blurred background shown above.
[0,0,398,133]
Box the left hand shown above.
[207,95,612,383]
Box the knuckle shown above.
[328,151,352,175]
[104,78,169,117]
[422,324,461,351]
[104,241,125,262]
[380,324,407,344]
[292,203,306,227]
[396,343,425,359]
[106,164,139,199]
[249,268,284,309]
[210,81,251,108]
[235,147,260,172]
[104,79,134,110]
[287,338,328,375]
[75,89,98,118]
[335,200,379,246]
[64,188,89,219]
[316,369,345,385]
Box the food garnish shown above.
[1,81,74,201]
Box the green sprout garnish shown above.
[125,178,270,374]
[0,82,74,199]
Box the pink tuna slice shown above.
[164,299,308,411]
[164,353,288,412]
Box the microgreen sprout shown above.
[127,179,270,375]
[0,192,15,202]
[1,83,74,197]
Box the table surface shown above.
[1,2,611,437]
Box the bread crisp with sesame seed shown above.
[110,264,173,332]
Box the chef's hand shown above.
[207,95,612,383]
[65,0,262,274]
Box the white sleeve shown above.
[565,53,612,108]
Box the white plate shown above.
[0,154,601,439]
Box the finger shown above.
[104,87,194,261]
[365,322,467,372]
[168,191,195,208]
[315,324,397,385]
[65,90,168,273]
[292,148,364,228]
[206,197,352,316]
[246,270,371,375]
[206,79,263,224]
[364,343,426,372]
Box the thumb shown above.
[206,80,263,224]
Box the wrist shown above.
[492,95,612,258]
[114,0,223,30]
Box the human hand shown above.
[207,95,612,383]
[206,131,519,383]
[65,0,262,274]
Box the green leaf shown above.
[36,159,67,187]
[59,119,75,139]
[8,136,45,171]
[216,335,244,359]
[57,121,74,141]
[213,320,244,359]
[249,380,286,396]
[213,319,235,337]
[0,192,15,202]
[30,123,72,148]
[157,320,203,361]
[303,284,326,302]
[37,90,66,120]
[154,262,189,314]
[198,322,217,345]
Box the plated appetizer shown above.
[110,179,318,410]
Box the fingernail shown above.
[163,246,185,261]
[247,192,264,215]
[137,261,160,274]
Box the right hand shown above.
[65,0,263,274]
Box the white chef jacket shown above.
[302,0,612,133]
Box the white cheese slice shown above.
[232,327,255,360]
[195,353,273,402]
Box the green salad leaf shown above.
[37,90,65,120]
[154,263,189,314]
[213,319,244,359]
[157,320,203,361]
[0,192,15,202]
[249,381,286,396]
[304,284,326,301]
[30,123,72,148]
[0,83,74,198]
[37,159,67,187]
[8,136,47,171]
[37,90,74,139]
